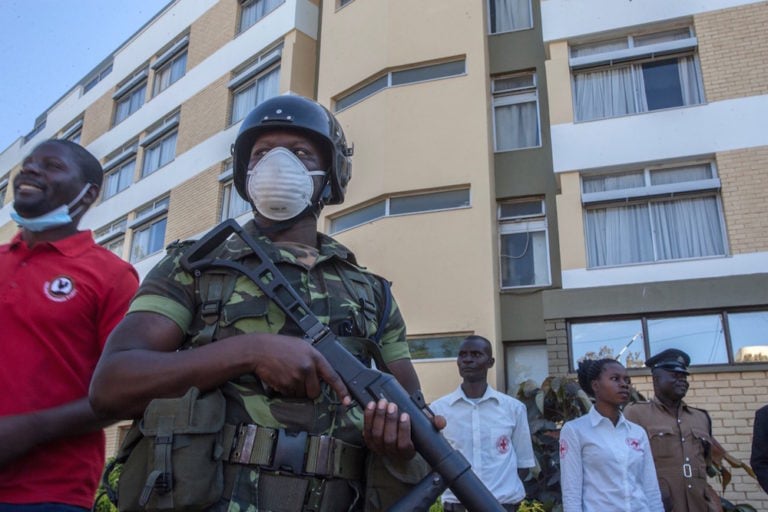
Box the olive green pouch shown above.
[115,387,226,512]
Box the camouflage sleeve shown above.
[127,242,196,332]
[375,280,410,364]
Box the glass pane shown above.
[730,311,768,363]
[571,38,628,58]
[650,196,725,260]
[494,100,539,151]
[493,74,535,93]
[582,171,644,193]
[391,60,465,86]
[571,319,645,369]
[330,201,386,233]
[650,164,712,185]
[506,343,548,391]
[407,335,466,360]
[647,314,727,365]
[390,189,470,215]
[642,58,684,110]
[490,0,532,34]
[585,203,654,267]
[336,76,388,111]
[634,28,691,47]
[499,200,543,219]
[500,230,549,287]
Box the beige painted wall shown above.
[544,41,574,126]
[554,172,586,270]
[281,29,317,99]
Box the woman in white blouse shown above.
[559,358,663,512]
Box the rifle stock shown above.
[181,220,505,512]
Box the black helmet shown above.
[232,94,352,207]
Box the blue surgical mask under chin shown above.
[11,184,92,232]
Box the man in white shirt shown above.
[430,335,535,511]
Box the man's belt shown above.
[444,502,519,512]
[222,423,364,480]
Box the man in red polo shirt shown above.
[0,139,138,511]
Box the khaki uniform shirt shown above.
[624,399,721,512]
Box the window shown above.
[505,342,548,390]
[570,309,768,369]
[103,158,135,200]
[60,118,83,144]
[0,177,8,208]
[113,69,148,125]
[488,0,532,34]
[330,188,470,234]
[229,47,282,124]
[24,115,47,144]
[499,198,550,288]
[582,162,726,267]
[408,334,470,360]
[152,37,188,96]
[335,59,466,112]
[492,72,540,151]
[239,0,283,33]
[83,62,113,93]
[95,218,128,258]
[571,27,703,121]
[219,163,251,220]
[129,197,169,263]
[140,113,180,177]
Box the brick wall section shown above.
[716,146,768,255]
[696,2,768,103]
[177,76,230,155]
[544,319,768,509]
[165,164,222,243]
[81,91,115,146]
[187,0,238,70]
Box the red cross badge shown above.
[559,439,568,458]
[626,438,642,451]
[496,434,510,454]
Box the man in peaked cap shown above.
[624,349,723,511]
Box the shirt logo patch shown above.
[496,434,510,454]
[626,437,643,452]
[559,439,568,458]
[44,276,77,302]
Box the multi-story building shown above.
[1,0,766,506]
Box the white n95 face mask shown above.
[246,147,326,221]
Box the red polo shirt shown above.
[0,230,138,507]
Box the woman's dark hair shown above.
[577,358,620,397]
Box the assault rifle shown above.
[180,219,504,512]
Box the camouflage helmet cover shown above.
[232,94,352,206]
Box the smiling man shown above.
[624,349,722,512]
[430,335,535,512]
[0,140,138,511]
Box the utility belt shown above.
[222,423,365,481]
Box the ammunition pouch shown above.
[113,387,227,512]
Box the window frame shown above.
[152,37,188,96]
[239,0,284,33]
[487,0,534,35]
[569,27,704,122]
[113,69,148,126]
[129,197,170,263]
[0,177,9,208]
[335,59,467,112]
[498,198,551,289]
[581,161,728,268]
[219,164,252,221]
[329,187,471,234]
[407,333,472,361]
[568,308,768,371]
[492,72,541,152]
[140,113,180,178]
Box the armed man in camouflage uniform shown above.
[624,349,722,512]
[90,95,435,511]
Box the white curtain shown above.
[651,197,724,260]
[678,56,702,105]
[586,204,654,267]
[492,0,531,33]
[495,100,538,150]
[574,66,636,121]
[232,67,279,123]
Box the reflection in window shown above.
[570,319,644,369]
[647,315,727,365]
[505,342,548,391]
[407,334,468,360]
[730,311,768,363]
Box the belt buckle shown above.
[314,435,334,476]
[683,463,693,478]
[268,429,308,474]
[232,424,258,464]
